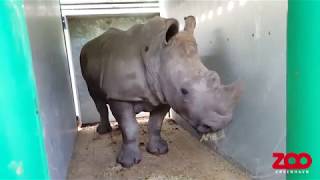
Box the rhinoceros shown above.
[80,16,241,167]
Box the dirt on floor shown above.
[68,118,250,180]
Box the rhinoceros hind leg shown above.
[109,100,141,167]
[96,121,112,134]
[87,87,112,134]
[146,105,170,155]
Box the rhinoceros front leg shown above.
[146,104,170,155]
[109,100,141,168]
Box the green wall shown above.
[0,0,49,179]
[287,0,320,179]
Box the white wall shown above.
[161,1,286,179]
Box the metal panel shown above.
[161,0,286,179]
[24,0,77,179]
[67,14,158,123]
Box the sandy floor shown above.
[68,118,250,180]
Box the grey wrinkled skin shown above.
[80,16,241,167]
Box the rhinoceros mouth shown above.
[200,130,225,143]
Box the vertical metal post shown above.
[62,16,82,122]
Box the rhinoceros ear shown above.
[164,18,179,44]
[207,71,221,89]
[184,15,196,34]
[223,81,243,106]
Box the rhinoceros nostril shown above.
[215,108,229,117]
[204,125,211,131]
[197,124,211,133]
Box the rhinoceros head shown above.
[172,75,242,134]
[156,16,242,134]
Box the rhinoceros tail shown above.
[80,48,88,79]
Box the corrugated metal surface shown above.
[161,1,286,179]
[60,2,160,16]
[60,0,157,4]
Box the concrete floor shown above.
[68,118,250,180]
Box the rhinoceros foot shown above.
[96,122,112,134]
[117,143,142,168]
[146,138,168,155]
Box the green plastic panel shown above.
[0,0,49,179]
[287,0,320,179]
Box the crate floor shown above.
[67,118,249,180]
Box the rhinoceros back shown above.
[80,25,159,105]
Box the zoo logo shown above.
[272,152,312,170]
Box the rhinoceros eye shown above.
[181,88,189,95]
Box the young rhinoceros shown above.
[80,16,241,167]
